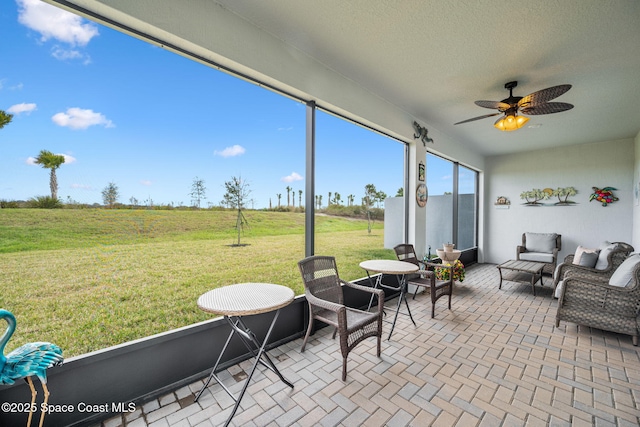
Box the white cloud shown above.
[51,47,83,61]
[214,145,246,158]
[70,183,93,190]
[7,103,37,115]
[17,0,99,46]
[26,153,76,165]
[277,126,293,131]
[62,154,76,164]
[52,107,114,130]
[281,172,303,183]
[140,180,152,186]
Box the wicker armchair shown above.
[553,242,634,290]
[393,244,453,319]
[516,232,561,276]
[298,255,384,381]
[555,261,640,346]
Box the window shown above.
[425,153,478,259]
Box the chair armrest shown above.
[516,245,526,259]
[342,279,383,296]
[563,254,576,264]
[341,280,384,314]
[561,275,640,316]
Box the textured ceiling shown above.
[211,0,640,156]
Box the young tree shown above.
[364,183,378,234]
[102,182,120,208]
[34,150,66,200]
[375,190,387,208]
[222,176,251,245]
[190,176,207,208]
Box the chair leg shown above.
[301,312,314,352]
[633,335,638,346]
[342,357,347,381]
[431,302,435,319]
[448,291,452,310]
[377,334,381,357]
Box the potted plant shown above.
[435,259,465,282]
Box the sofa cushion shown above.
[520,252,554,263]
[573,245,599,268]
[525,233,557,253]
[554,281,564,298]
[595,241,620,270]
[609,254,640,287]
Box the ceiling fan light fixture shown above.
[494,113,529,132]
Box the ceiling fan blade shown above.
[518,84,571,108]
[475,100,511,110]
[520,102,574,115]
[454,112,501,125]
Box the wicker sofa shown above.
[553,242,634,290]
[555,253,640,346]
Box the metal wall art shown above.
[412,121,433,146]
[589,187,618,206]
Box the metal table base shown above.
[194,310,294,426]
[365,272,416,340]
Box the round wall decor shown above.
[416,184,428,207]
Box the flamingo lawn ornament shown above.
[0,310,63,427]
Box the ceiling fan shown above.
[454,81,573,131]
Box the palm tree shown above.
[276,193,282,207]
[286,186,292,207]
[328,192,332,206]
[298,190,302,207]
[34,150,65,200]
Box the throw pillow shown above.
[526,232,557,253]
[595,241,620,270]
[573,245,600,268]
[609,254,640,287]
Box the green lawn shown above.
[0,209,392,357]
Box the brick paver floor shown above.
[97,263,640,426]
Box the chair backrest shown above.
[522,232,561,253]
[605,242,635,271]
[298,255,344,305]
[394,244,420,267]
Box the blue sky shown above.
[1,1,465,209]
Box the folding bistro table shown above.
[360,259,419,340]
[195,283,295,426]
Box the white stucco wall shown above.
[484,138,635,265]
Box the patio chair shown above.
[556,253,640,345]
[516,232,561,276]
[298,255,384,381]
[553,242,634,291]
[393,244,453,319]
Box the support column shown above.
[305,101,316,257]
[407,140,428,259]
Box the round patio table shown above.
[360,260,419,340]
[195,283,295,427]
